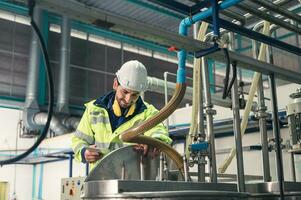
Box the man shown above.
[71,60,172,170]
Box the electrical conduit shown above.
[120,0,242,177]
[218,21,271,173]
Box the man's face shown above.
[113,78,140,108]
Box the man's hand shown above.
[133,144,160,158]
[84,145,103,163]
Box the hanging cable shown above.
[226,60,237,97]
[222,48,231,99]
[0,0,54,165]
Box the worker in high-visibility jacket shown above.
[71,60,172,170]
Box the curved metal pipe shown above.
[121,84,186,175]
[34,112,68,135]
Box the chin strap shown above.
[112,99,136,118]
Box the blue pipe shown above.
[38,164,44,199]
[177,0,242,83]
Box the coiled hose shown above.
[121,83,186,176]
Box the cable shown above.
[222,48,230,99]
[226,60,237,97]
[0,0,54,165]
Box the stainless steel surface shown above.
[57,16,71,114]
[82,179,301,199]
[202,57,217,183]
[85,146,178,182]
[82,180,243,199]
[35,0,301,84]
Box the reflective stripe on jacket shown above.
[71,99,171,170]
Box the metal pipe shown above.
[148,76,232,108]
[268,73,285,200]
[251,0,301,23]
[202,57,217,183]
[57,16,71,114]
[231,73,245,192]
[34,112,68,134]
[252,22,271,182]
[291,152,296,182]
[121,161,125,180]
[140,155,144,180]
[163,72,170,131]
[159,153,164,181]
[25,7,42,110]
[257,75,271,182]
[229,32,245,192]
[183,156,189,182]
[236,2,301,34]
[197,152,206,182]
[62,116,80,130]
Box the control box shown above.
[61,177,85,200]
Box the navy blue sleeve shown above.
[80,147,87,163]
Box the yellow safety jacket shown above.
[71,92,172,170]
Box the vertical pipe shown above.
[268,74,284,199]
[202,57,217,183]
[25,7,42,109]
[229,33,245,192]
[163,72,169,132]
[251,25,271,182]
[38,164,44,199]
[140,155,145,180]
[193,21,206,183]
[121,161,125,180]
[257,74,271,182]
[291,152,296,182]
[183,156,189,182]
[159,153,164,181]
[57,16,71,114]
[69,153,73,177]
[232,75,245,192]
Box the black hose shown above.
[0,0,54,165]
[222,48,231,99]
[226,60,237,97]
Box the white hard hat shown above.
[116,60,148,92]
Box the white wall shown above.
[0,107,87,200]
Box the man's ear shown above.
[113,78,118,90]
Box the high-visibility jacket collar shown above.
[93,91,147,132]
